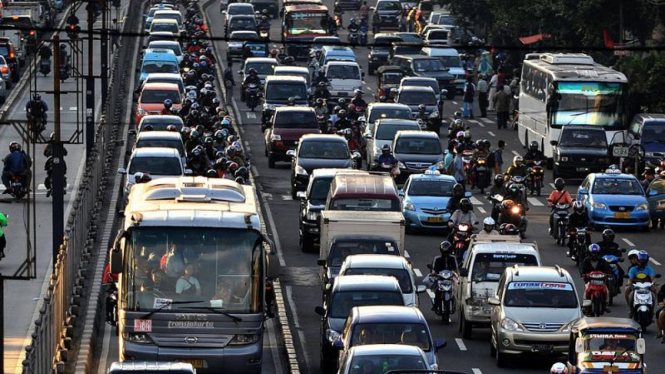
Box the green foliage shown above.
[615,52,665,113]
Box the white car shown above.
[149,19,180,34]
[133,131,187,167]
[152,10,183,28]
[119,147,189,205]
[142,73,185,95]
[338,345,431,374]
[364,119,420,167]
[323,60,364,101]
[147,40,183,64]
[338,254,425,307]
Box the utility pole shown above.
[101,0,108,103]
[86,0,95,157]
[52,35,64,272]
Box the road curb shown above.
[201,1,301,373]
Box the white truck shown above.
[2,2,49,29]
[317,210,406,290]
[0,2,45,65]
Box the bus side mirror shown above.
[110,245,122,274]
[265,235,280,279]
[575,337,583,353]
[550,140,558,146]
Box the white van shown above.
[323,61,364,101]
[421,47,465,93]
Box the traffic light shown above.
[66,14,79,39]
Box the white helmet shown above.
[483,217,495,232]
[550,363,568,374]
[628,249,640,259]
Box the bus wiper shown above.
[140,300,206,320]
[187,306,243,323]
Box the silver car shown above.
[337,344,431,374]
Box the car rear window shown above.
[350,323,430,350]
[246,62,275,75]
[504,282,578,308]
[402,80,439,95]
[274,111,317,128]
[394,137,442,155]
[376,123,418,140]
[330,197,400,212]
[142,61,178,74]
[0,46,9,57]
[377,1,401,10]
[136,139,184,155]
[141,89,181,104]
[129,156,181,175]
[344,268,412,293]
[369,109,412,124]
[427,30,448,40]
[266,82,307,101]
[298,140,349,159]
[140,120,183,131]
[471,253,539,282]
[398,91,436,106]
[330,291,404,318]
[326,64,360,80]
[329,240,399,266]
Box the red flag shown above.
[603,29,615,48]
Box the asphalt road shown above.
[207,1,665,373]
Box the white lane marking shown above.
[426,289,435,300]
[480,118,492,124]
[468,119,480,125]
[69,106,77,111]
[404,250,410,258]
[651,258,662,266]
[366,86,372,91]
[239,127,245,134]
[622,238,635,247]
[477,206,486,214]
[245,145,251,152]
[512,150,521,156]
[455,338,467,351]
[281,195,293,201]
[527,197,544,207]
[487,131,495,137]
[414,268,423,277]
[244,141,250,146]
[250,165,260,178]
[549,183,556,190]
[452,101,458,105]
[37,184,70,190]
[246,112,256,119]
[472,369,483,374]
[476,121,485,127]
[285,285,301,327]
[470,196,483,205]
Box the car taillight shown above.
[1,67,8,73]
[29,30,35,36]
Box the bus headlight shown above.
[229,333,261,345]
[122,332,154,344]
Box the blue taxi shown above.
[645,178,665,227]
[575,169,650,230]
[399,168,460,232]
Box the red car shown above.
[135,82,182,124]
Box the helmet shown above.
[508,183,519,195]
[338,109,347,117]
[637,250,649,264]
[0,212,7,227]
[200,60,207,68]
[482,139,491,148]
[333,105,342,114]
[191,130,201,139]
[453,111,462,119]
[529,140,538,151]
[628,249,640,259]
[483,217,495,232]
[588,243,600,255]
[227,162,239,173]
[316,98,324,106]
[193,63,200,69]
[33,93,41,101]
[439,241,451,254]
[501,200,515,210]
[460,198,472,212]
[554,177,565,191]
[454,119,463,128]
[166,124,177,132]
[338,98,347,105]
[214,130,225,141]
[381,144,391,154]
[550,363,569,374]
[347,103,356,112]
[418,104,426,111]
[221,118,231,127]
[464,130,471,140]
[234,176,245,184]
[602,229,615,242]
[494,174,504,186]
[206,169,218,178]
[502,223,519,235]
[249,68,257,75]
[236,166,249,179]
[354,89,363,96]
[513,155,523,165]
[192,148,202,158]
[456,130,465,138]
[212,98,221,107]
[204,137,214,146]
[572,200,584,213]
[133,172,152,184]
[475,139,483,148]
[452,183,463,196]
[9,141,20,152]
[163,99,172,108]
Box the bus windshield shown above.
[286,12,328,35]
[122,227,263,313]
[551,82,625,128]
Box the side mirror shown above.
[370,6,375,10]
[426,263,432,270]
[398,190,404,197]
[416,284,427,293]
[637,338,646,354]
[184,169,194,176]
[128,129,137,136]
[110,244,123,274]
[317,259,326,267]
[222,10,227,14]
[434,338,447,351]
[649,190,658,196]
[364,133,372,139]
[314,306,326,316]
[459,267,468,277]
[575,337,583,353]
[488,297,500,306]
[578,189,588,195]
[286,150,296,158]
[550,140,558,146]
[441,89,448,95]
[582,299,592,308]
[296,191,307,200]
[117,167,126,175]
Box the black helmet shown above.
[494,174,504,186]
[554,177,565,191]
[602,229,615,242]
[235,166,249,179]
[234,176,246,184]
[508,183,519,195]
[143,124,154,131]
[9,141,20,152]
[164,99,173,108]
[338,98,346,105]
[204,137,214,146]
[453,111,462,119]
[529,141,538,151]
[206,169,218,178]
[418,104,426,111]
[381,144,391,154]
[249,68,257,75]
[460,198,472,212]
[452,183,464,196]
[573,200,584,213]
[439,241,451,254]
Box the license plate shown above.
[614,212,630,219]
[576,167,589,172]
[338,92,348,96]
[178,359,206,369]
[427,216,443,223]
[602,365,619,373]
[531,344,553,353]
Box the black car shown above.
[250,0,279,18]
[371,0,402,33]
[224,15,257,38]
[287,134,360,199]
[368,33,402,74]
[391,54,456,99]
[551,126,610,178]
[0,37,19,83]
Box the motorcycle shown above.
[246,83,260,111]
[451,223,472,259]
[359,25,368,45]
[526,160,544,196]
[105,282,118,328]
[334,13,343,30]
[551,203,570,246]
[373,161,399,178]
[39,57,51,76]
[631,276,660,332]
[584,271,607,317]
[474,158,489,194]
[8,173,27,200]
[569,227,590,265]
[27,113,47,134]
[498,201,526,238]
[259,28,270,41]
[602,254,622,305]
[316,114,327,132]
[59,59,70,82]
[44,156,68,198]
[487,194,504,221]
[508,175,527,192]
[426,265,455,324]
[348,30,359,46]
[462,149,474,185]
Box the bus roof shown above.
[124,177,261,230]
[283,4,329,13]
[523,53,627,83]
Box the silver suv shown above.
[489,265,583,367]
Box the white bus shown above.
[517,53,628,161]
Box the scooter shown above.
[474,158,489,193]
[246,83,260,111]
[372,161,399,178]
[451,223,472,259]
[526,160,544,195]
[569,227,590,265]
[348,30,359,46]
[39,57,51,76]
[105,282,118,327]
[487,194,503,221]
[498,202,526,238]
[602,254,623,305]
[551,203,570,246]
[584,271,607,317]
[426,265,456,324]
[630,275,661,332]
[8,173,27,200]
[359,24,368,45]
[259,27,270,41]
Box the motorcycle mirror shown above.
[426,263,432,270]
[637,338,646,354]
[487,297,500,306]
[416,284,427,294]
[621,248,627,253]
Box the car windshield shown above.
[309,177,333,203]
[559,130,608,148]
[230,17,256,29]
[150,44,181,56]
[285,12,328,35]
[582,335,639,362]
[377,1,401,10]
[436,15,456,25]
[648,180,665,195]
[151,22,179,32]
[298,141,349,159]
[403,80,439,95]
[382,72,403,85]
[641,121,665,145]
[274,111,317,128]
[471,253,539,282]
[373,37,401,49]
[551,82,625,128]
[266,82,307,101]
[331,198,400,211]
[154,14,182,24]
[394,46,422,55]
[376,122,415,141]
[344,268,412,293]
[143,61,179,74]
[408,179,454,196]
[427,30,448,40]
[0,46,9,57]
[327,65,360,80]
[275,71,310,85]
[394,137,442,155]
[228,5,253,14]
[246,62,275,75]
[141,121,183,131]
[329,240,400,267]
[141,89,181,104]
[350,323,430,350]
[231,32,259,41]
[503,282,578,308]
[369,110,412,124]
[438,55,462,68]
[348,354,428,373]
[136,139,184,155]
[413,59,444,72]
[330,291,404,318]
[399,91,436,105]
[128,156,182,175]
[591,177,644,195]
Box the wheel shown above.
[496,346,509,367]
[299,230,314,253]
[536,185,541,196]
[368,65,375,76]
[608,290,614,306]
[489,337,496,357]
[291,186,298,200]
[5,81,10,89]
[268,155,275,168]
[593,296,602,317]
[461,314,472,338]
[642,225,650,232]
[264,146,268,157]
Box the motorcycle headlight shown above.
[435,160,445,169]
[229,333,261,345]
[326,329,341,343]
[592,202,606,209]
[306,211,319,221]
[636,202,649,211]
[560,156,569,162]
[270,134,281,141]
[511,206,520,214]
[296,165,308,176]
[500,317,523,332]
[122,332,154,344]
[404,202,415,211]
[398,161,406,169]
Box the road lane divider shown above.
[651,258,662,266]
[487,131,495,137]
[477,206,486,214]
[470,196,484,205]
[455,338,467,351]
[622,238,636,247]
[413,268,423,277]
[480,118,493,124]
[472,369,483,374]
[527,197,544,207]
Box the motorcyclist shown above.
[39,45,52,60]
[313,82,331,103]
[523,140,546,164]
[375,144,396,170]
[347,18,359,35]
[461,130,474,150]
[258,15,270,31]
[2,142,31,193]
[580,243,613,313]
[567,200,590,259]
[314,70,329,86]
[471,139,490,162]
[505,156,527,178]
[547,177,573,238]
[346,104,359,121]
[445,183,465,213]
[335,109,352,130]
[475,217,499,239]
[26,93,49,126]
[489,174,507,197]
[626,251,657,317]
[161,99,174,115]
[448,198,478,243]
[504,182,529,211]
[314,98,328,117]
[429,241,458,313]
[187,146,210,176]
[595,228,625,287]
[226,146,246,168]
[350,89,367,109]
[242,68,261,91]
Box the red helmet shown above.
[501,200,515,210]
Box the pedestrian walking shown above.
[487,70,498,111]
[493,140,505,175]
[443,142,455,175]
[453,146,466,185]
[359,1,369,19]
[462,76,475,119]
[493,85,510,129]
[223,62,236,105]
[477,74,488,118]
[111,18,120,52]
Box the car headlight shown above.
[296,165,308,176]
[229,333,261,345]
[122,332,154,344]
[264,103,275,111]
[560,156,569,162]
[306,211,319,221]
[558,322,572,333]
[592,201,606,209]
[636,202,649,211]
[435,160,445,169]
[404,202,415,211]
[138,108,147,115]
[326,329,341,343]
[398,161,406,169]
[270,134,281,141]
[501,317,523,332]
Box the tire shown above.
[368,65,375,76]
[291,186,298,200]
[299,231,313,253]
[268,155,275,168]
[536,184,541,196]
[5,81,10,90]
[496,346,508,368]
[593,295,602,317]
[441,300,450,324]
[608,288,614,306]
[264,146,268,157]
[461,314,472,339]
[639,312,649,333]
[490,337,496,357]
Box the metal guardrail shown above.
[19,0,140,372]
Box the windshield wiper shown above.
[187,306,243,324]
[139,300,206,320]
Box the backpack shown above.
[486,151,495,168]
